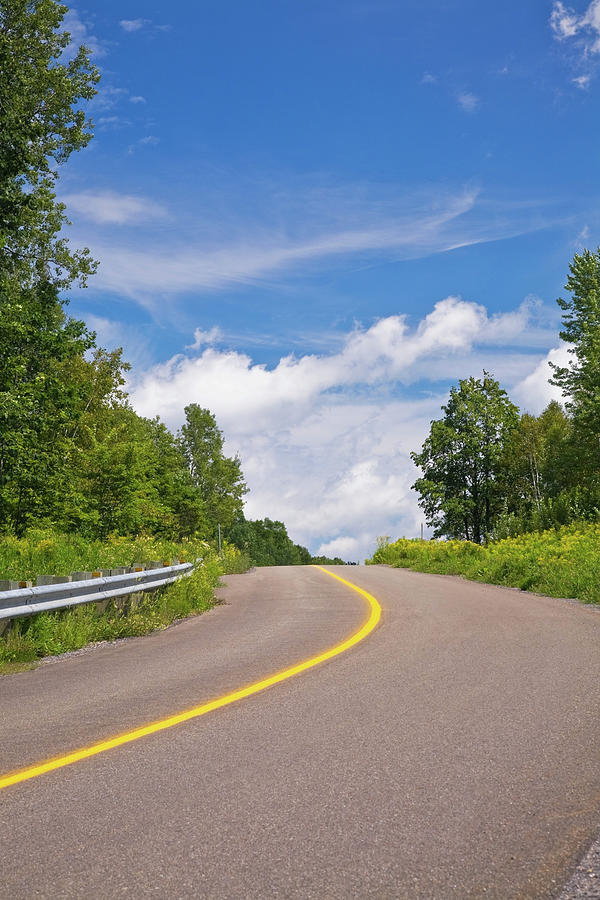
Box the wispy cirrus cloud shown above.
[120,18,150,32]
[72,184,557,307]
[119,18,171,34]
[62,191,169,225]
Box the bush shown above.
[367,523,600,604]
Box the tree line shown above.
[412,247,600,542]
[0,0,343,567]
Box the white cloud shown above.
[97,115,131,130]
[573,73,592,86]
[84,314,156,371]
[79,186,552,305]
[130,95,147,104]
[129,298,562,559]
[126,135,161,155]
[63,9,107,59]
[186,327,224,350]
[457,91,480,113]
[63,191,168,225]
[551,1,581,38]
[93,86,129,111]
[85,314,124,345]
[119,18,170,34]
[551,0,600,52]
[512,344,571,413]
[120,19,150,32]
[317,536,363,559]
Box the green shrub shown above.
[367,523,600,604]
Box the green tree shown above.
[502,402,572,515]
[228,515,313,567]
[0,0,99,290]
[411,374,519,542]
[0,0,100,532]
[0,281,95,532]
[551,247,600,483]
[179,405,247,536]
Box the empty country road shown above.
[1,565,599,899]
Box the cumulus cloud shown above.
[512,344,571,413]
[63,191,168,225]
[128,298,561,559]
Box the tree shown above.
[228,515,315,566]
[0,0,100,533]
[551,247,600,482]
[501,402,572,515]
[178,405,247,536]
[0,0,99,291]
[0,280,95,532]
[411,374,519,542]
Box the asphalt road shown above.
[1,565,599,899]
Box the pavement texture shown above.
[559,835,600,898]
[0,564,599,899]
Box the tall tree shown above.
[0,280,94,532]
[0,0,100,532]
[551,247,600,481]
[179,405,247,535]
[0,0,99,290]
[411,374,519,542]
[501,402,572,515]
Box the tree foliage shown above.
[178,405,247,537]
[411,374,519,542]
[227,515,344,567]
[0,0,99,290]
[551,247,600,484]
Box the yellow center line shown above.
[0,566,381,791]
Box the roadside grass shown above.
[367,522,600,605]
[0,541,250,673]
[0,529,213,582]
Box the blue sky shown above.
[61,0,599,559]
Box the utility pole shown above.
[218,523,222,555]
[420,523,424,541]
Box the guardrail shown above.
[0,562,195,622]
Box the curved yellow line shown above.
[0,566,381,791]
